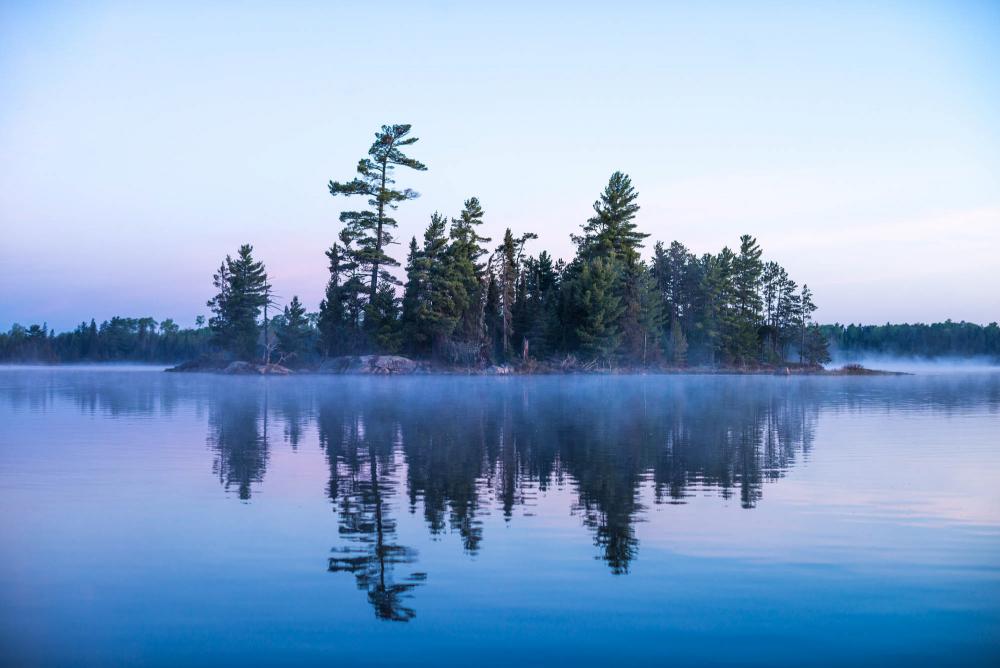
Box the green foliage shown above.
[16,131,843,369]
[367,279,402,353]
[401,213,466,356]
[732,235,764,364]
[801,324,831,365]
[276,295,312,359]
[449,197,491,343]
[328,124,427,305]
[574,171,645,261]
[667,317,688,366]
[318,230,369,355]
[822,320,1000,359]
[567,257,624,365]
[0,318,212,363]
[206,244,269,360]
[514,251,561,358]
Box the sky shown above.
[1,1,998,331]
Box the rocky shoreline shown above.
[165,356,904,377]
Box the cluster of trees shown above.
[205,244,317,364]
[293,123,829,367]
[822,321,1000,360]
[2,123,830,368]
[0,317,211,363]
[1,124,852,369]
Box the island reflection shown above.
[8,371,998,624]
[200,377,822,620]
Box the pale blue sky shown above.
[1,1,998,330]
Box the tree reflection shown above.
[321,395,425,622]
[21,370,997,589]
[203,376,825,591]
[206,387,268,500]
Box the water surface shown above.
[1,369,998,666]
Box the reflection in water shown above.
[6,372,997,625]
[316,380,818,621]
[201,379,824,615]
[207,390,269,500]
[321,402,426,622]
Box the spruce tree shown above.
[318,243,345,356]
[368,279,402,353]
[277,295,311,359]
[653,241,697,364]
[571,257,623,367]
[318,231,366,356]
[400,236,423,352]
[517,251,560,358]
[449,197,491,343]
[802,324,831,365]
[697,249,737,365]
[405,213,463,356]
[206,244,268,360]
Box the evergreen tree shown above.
[328,123,427,308]
[569,257,623,366]
[653,241,697,364]
[404,213,464,356]
[667,317,688,366]
[207,244,268,360]
[760,261,784,362]
[801,324,831,366]
[567,172,659,364]
[483,269,503,362]
[318,243,347,356]
[732,234,764,364]
[318,231,366,355]
[499,229,518,359]
[400,236,423,351]
[516,251,560,358]
[573,171,645,260]
[797,284,817,363]
[449,197,491,344]
[483,229,536,361]
[277,295,311,359]
[632,264,665,364]
[368,279,402,353]
[770,271,797,360]
[698,249,737,365]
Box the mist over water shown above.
[829,354,1000,374]
[1,369,998,666]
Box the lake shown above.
[1,368,998,666]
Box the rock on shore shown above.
[318,355,419,375]
[221,361,292,375]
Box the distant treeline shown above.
[7,318,994,366]
[822,321,1000,360]
[0,318,211,363]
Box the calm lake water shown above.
[1,368,998,666]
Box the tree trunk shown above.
[372,160,387,302]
